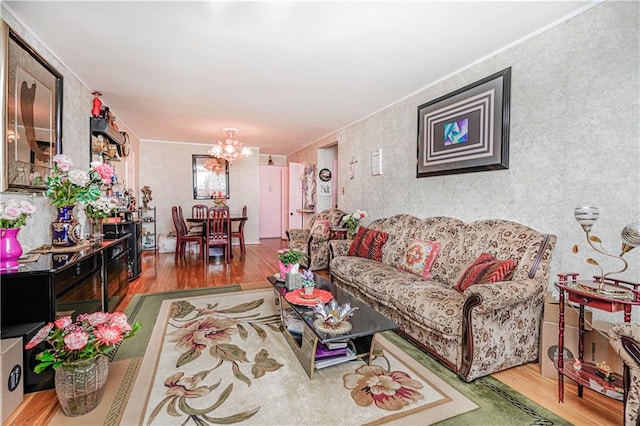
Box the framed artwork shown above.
[192,155,229,200]
[417,68,510,178]
[319,183,331,196]
[1,21,63,192]
[318,168,332,182]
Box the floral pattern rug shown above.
[122,289,477,425]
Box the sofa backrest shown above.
[365,215,556,290]
[460,219,557,289]
[368,214,467,286]
[309,209,346,230]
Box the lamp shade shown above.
[574,205,599,232]
[621,222,640,254]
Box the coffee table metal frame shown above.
[267,274,399,380]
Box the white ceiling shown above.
[5,1,592,155]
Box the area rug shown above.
[48,284,571,425]
[121,289,478,425]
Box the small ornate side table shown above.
[555,273,640,405]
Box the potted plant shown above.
[25,312,141,417]
[277,248,306,277]
[301,269,315,295]
[0,199,38,270]
[45,155,115,247]
[341,209,368,239]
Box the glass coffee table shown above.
[267,273,399,380]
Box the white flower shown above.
[68,169,90,186]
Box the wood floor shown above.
[6,239,623,425]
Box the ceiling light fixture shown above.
[208,128,252,163]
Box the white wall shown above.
[139,140,260,244]
[291,2,640,321]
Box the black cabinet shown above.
[102,221,142,280]
[0,237,129,329]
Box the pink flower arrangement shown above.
[25,311,141,373]
[45,154,114,207]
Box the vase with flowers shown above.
[0,199,37,270]
[341,209,368,239]
[25,312,141,417]
[277,248,306,278]
[301,269,315,296]
[46,155,114,247]
[212,191,227,207]
[83,197,118,242]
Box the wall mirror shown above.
[2,22,63,193]
[192,154,229,200]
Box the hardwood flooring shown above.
[6,239,623,425]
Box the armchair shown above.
[609,322,640,426]
[286,208,346,271]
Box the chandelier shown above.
[208,128,252,163]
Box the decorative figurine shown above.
[91,91,103,117]
[573,359,582,371]
[141,186,153,209]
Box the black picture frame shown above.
[192,155,230,200]
[318,168,332,182]
[1,21,63,192]
[417,68,510,178]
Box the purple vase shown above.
[0,228,23,270]
[51,205,81,247]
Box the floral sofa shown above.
[609,322,640,426]
[329,214,556,382]
[286,209,346,271]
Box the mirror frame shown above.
[192,154,230,200]
[1,21,64,193]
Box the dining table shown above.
[186,215,248,259]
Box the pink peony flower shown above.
[53,154,73,172]
[64,331,89,351]
[87,312,111,326]
[25,323,54,350]
[93,162,114,184]
[94,325,123,346]
[54,316,73,329]
[109,312,132,332]
[1,206,21,221]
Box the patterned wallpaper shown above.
[0,7,141,251]
[291,1,640,321]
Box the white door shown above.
[259,166,282,238]
[288,162,303,229]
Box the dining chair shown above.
[205,206,231,263]
[231,205,247,256]
[171,206,205,261]
[190,204,208,234]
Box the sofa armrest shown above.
[309,231,331,244]
[463,280,542,314]
[329,240,351,258]
[286,228,309,243]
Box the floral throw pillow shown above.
[347,227,389,261]
[455,252,518,293]
[397,239,441,279]
[310,220,330,236]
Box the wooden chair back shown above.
[192,204,208,219]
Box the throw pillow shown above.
[309,220,330,236]
[397,239,441,279]
[455,252,518,293]
[347,227,389,261]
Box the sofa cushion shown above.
[310,219,330,236]
[397,239,441,279]
[455,252,517,293]
[347,227,389,261]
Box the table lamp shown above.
[573,205,640,289]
